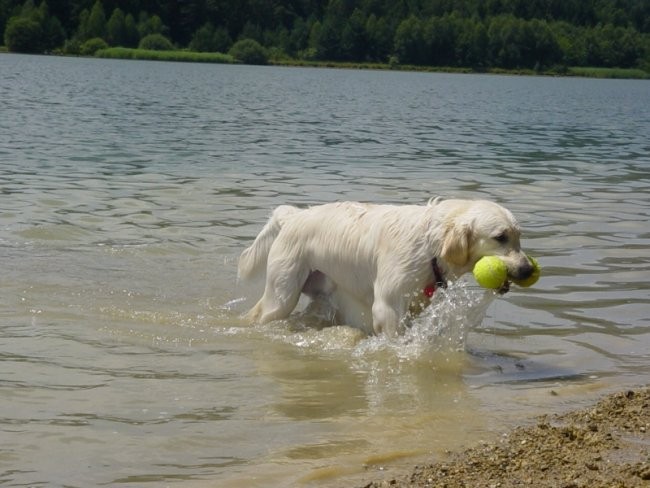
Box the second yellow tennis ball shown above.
[473,256,508,289]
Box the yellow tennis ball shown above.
[512,256,541,287]
[473,256,508,289]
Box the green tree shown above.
[228,38,268,64]
[123,13,139,47]
[1,0,649,70]
[80,35,106,54]
[340,8,367,60]
[315,0,349,60]
[263,26,290,54]
[3,0,64,52]
[189,22,232,52]
[76,8,89,39]
[307,20,322,52]
[288,17,310,55]
[455,18,488,67]
[106,7,126,46]
[240,21,262,42]
[42,13,65,49]
[394,16,424,64]
[0,0,11,42]
[4,16,42,52]
[189,22,217,52]
[423,15,457,66]
[85,0,105,40]
[488,15,526,68]
[528,19,561,69]
[551,21,587,66]
[138,12,165,38]
[36,0,64,50]
[20,0,37,18]
[213,26,233,53]
[314,16,340,59]
[366,14,392,62]
[178,0,208,45]
[138,32,173,50]
[589,24,646,68]
[616,27,645,67]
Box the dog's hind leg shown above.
[253,259,309,324]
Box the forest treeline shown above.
[2,0,650,71]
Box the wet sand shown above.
[359,387,650,488]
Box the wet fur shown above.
[238,198,533,336]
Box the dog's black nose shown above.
[514,259,534,280]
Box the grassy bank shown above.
[270,58,475,74]
[273,59,649,79]
[567,66,650,79]
[95,47,235,64]
[270,57,649,79]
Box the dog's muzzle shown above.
[499,256,534,295]
[510,258,534,281]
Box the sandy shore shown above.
[359,387,650,488]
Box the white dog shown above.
[238,198,534,336]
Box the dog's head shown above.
[438,199,533,282]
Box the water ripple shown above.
[1,54,649,487]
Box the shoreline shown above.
[270,59,650,80]
[358,387,650,487]
[1,50,648,80]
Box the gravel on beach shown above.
[359,387,650,488]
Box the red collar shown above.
[424,258,447,297]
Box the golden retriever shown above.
[238,198,534,336]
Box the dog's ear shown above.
[441,222,471,266]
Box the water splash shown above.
[353,281,497,360]
[227,281,499,360]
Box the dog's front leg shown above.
[371,296,403,337]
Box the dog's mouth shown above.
[509,259,535,281]
[499,258,534,295]
[432,258,447,289]
[498,280,510,295]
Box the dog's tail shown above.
[238,205,300,281]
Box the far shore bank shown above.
[271,58,650,80]
[1,48,648,80]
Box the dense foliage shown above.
[2,0,649,71]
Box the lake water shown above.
[1,53,649,487]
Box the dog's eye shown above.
[494,232,508,244]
